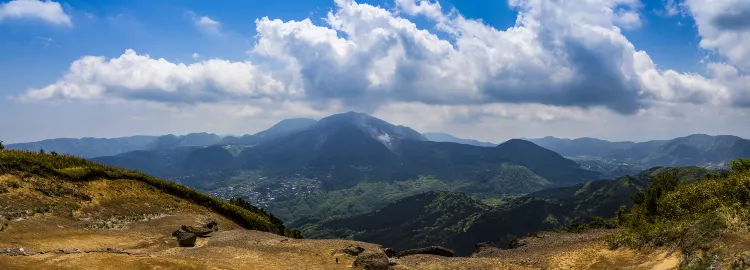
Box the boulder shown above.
[174,231,198,247]
[181,225,215,237]
[353,252,390,270]
[397,246,453,258]
[343,245,365,256]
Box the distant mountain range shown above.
[422,132,495,147]
[6,132,224,158]
[528,134,750,168]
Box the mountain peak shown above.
[317,112,427,147]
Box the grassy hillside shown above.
[0,149,300,238]
[612,158,750,268]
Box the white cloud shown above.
[195,15,220,34]
[0,0,72,26]
[18,49,290,104]
[192,52,200,59]
[682,0,750,71]
[15,0,750,119]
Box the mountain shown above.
[219,118,318,145]
[423,132,496,147]
[145,132,223,149]
[6,133,223,158]
[92,145,235,179]
[6,135,158,158]
[233,112,597,189]
[312,166,723,256]
[529,134,750,169]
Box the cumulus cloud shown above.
[194,15,220,34]
[0,0,72,26]
[682,0,750,71]
[18,49,289,104]
[16,0,750,116]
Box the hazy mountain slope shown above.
[145,133,222,149]
[528,134,750,168]
[7,133,223,158]
[423,132,496,147]
[92,146,236,181]
[219,118,317,145]
[6,136,158,158]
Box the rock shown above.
[388,257,397,266]
[181,225,215,237]
[353,252,390,270]
[174,231,198,247]
[397,246,453,258]
[382,248,395,258]
[204,220,219,232]
[1,248,28,256]
[54,248,81,254]
[343,245,365,256]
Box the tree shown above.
[0,140,4,150]
[39,148,45,154]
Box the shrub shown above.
[729,158,750,173]
[0,141,4,150]
[611,158,750,265]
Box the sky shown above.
[0,0,749,144]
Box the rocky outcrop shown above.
[343,245,365,256]
[172,220,219,247]
[397,246,453,258]
[0,248,28,256]
[353,251,390,270]
[172,229,198,247]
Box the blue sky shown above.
[1,0,748,143]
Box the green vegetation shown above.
[272,176,450,223]
[0,149,300,238]
[229,198,303,238]
[0,140,4,150]
[611,158,750,267]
